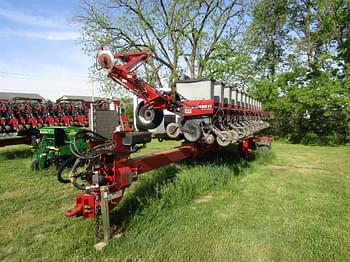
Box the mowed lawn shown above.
[0,141,349,261]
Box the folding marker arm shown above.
[97,50,176,110]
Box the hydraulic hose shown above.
[57,156,88,191]
[69,158,87,191]
[69,130,111,160]
[57,156,76,184]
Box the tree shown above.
[245,0,350,143]
[247,0,349,77]
[247,0,289,79]
[75,0,246,93]
[204,39,256,89]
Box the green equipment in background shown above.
[31,126,88,170]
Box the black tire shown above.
[136,101,164,130]
[238,142,244,156]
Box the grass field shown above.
[0,140,349,261]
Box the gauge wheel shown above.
[166,122,180,139]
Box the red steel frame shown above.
[64,132,269,220]
[65,131,218,218]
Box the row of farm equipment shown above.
[0,93,115,134]
[0,92,132,149]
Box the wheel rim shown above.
[136,101,164,130]
[166,123,180,139]
[216,131,231,147]
[183,121,202,142]
[138,107,156,125]
[204,134,215,144]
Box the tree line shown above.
[76,0,350,144]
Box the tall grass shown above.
[110,145,272,232]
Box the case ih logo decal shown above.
[183,104,213,115]
[196,104,213,109]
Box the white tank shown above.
[176,79,215,100]
[222,85,231,105]
[241,92,246,107]
[236,89,241,106]
[214,82,224,103]
[231,87,237,105]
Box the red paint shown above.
[64,194,96,218]
[64,132,218,218]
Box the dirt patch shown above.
[2,210,35,228]
[194,195,213,204]
[264,164,325,172]
[0,190,26,200]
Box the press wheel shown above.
[183,121,202,142]
[216,131,232,147]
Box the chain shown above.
[95,208,103,240]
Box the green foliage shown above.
[204,40,256,89]
[301,132,320,145]
[300,132,346,146]
[248,0,289,77]
[252,69,349,144]
[120,98,133,123]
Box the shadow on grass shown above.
[109,144,264,232]
[186,144,250,174]
[0,147,33,160]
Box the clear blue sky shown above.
[0,0,95,100]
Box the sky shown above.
[0,0,97,100]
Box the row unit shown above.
[176,79,262,109]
